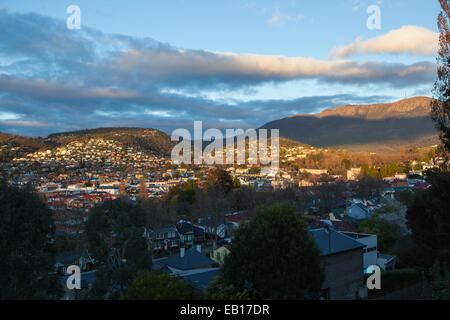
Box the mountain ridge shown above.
[261,96,439,154]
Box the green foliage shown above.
[365,268,422,298]
[406,170,450,270]
[221,203,324,300]
[0,183,62,299]
[357,216,402,252]
[205,272,250,300]
[431,1,450,158]
[206,168,235,193]
[425,262,450,299]
[396,189,414,206]
[124,270,192,300]
[86,199,151,297]
[166,180,198,217]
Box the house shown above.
[341,232,378,271]
[310,228,366,300]
[157,246,216,272]
[151,225,181,251]
[212,245,231,266]
[153,246,220,291]
[176,222,206,246]
[347,168,361,181]
[346,203,371,220]
[55,251,95,275]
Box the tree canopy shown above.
[357,215,402,252]
[86,198,151,297]
[0,183,62,299]
[431,0,450,162]
[406,170,450,271]
[219,203,324,299]
[124,270,192,300]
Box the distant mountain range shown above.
[260,97,440,153]
[0,96,441,161]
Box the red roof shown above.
[413,182,429,189]
[226,210,255,223]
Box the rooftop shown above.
[310,228,365,256]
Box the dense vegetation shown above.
[209,204,324,300]
[0,183,62,299]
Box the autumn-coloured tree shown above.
[118,181,127,198]
[431,0,450,165]
[138,179,148,201]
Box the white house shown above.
[342,232,378,270]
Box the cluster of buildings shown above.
[13,138,164,166]
[58,209,396,300]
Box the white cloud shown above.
[111,49,435,87]
[330,25,439,58]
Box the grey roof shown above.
[181,269,220,290]
[310,228,364,256]
[160,249,216,271]
[152,225,178,234]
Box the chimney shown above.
[196,245,201,253]
[180,247,185,258]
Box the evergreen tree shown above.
[220,204,324,299]
[431,0,450,164]
[0,183,62,299]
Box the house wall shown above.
[358,236,378,269]
[212,247,230,265]
[321,248,364,300]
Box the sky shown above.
[0,0,443,137]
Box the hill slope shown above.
[0,127,175,162]
[260,97,440,153]
[47,127,175,157]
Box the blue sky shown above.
[0,0,443,136]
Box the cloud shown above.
[108,49,435,88]
[330,26,439,58]
[0,10,436,137]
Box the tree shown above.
[341,159,352,170]
[431,0,450,162]
[206,272,250,300]
[124,270,192,300]
[406,170,450,271]
[118,181,127,198]
[0,183,62,299]
[357,216,402,252]
[166,180,198,218]
[137,179,148,201]
[249,166,261,175]
[221,204,324,299]
[206,168,234,194]
[86,199,151,298]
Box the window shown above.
[365,247,377,253]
